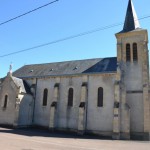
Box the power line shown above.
[0,23,123,58]
[0,15,150,58]
[0,0,59,26]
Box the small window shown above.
[68,88,73,107]
[97,87,103,107]
[43,88,48,106]
[126,44,131,62]
[3,95,8,108]
[133,43,138,61]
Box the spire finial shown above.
[7,62,13,77]
[123,0,140,32]
[9,62,13,73]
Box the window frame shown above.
[97,87,103,107]
[68,88,73,107]
[42,88,48,106]
[3,95,8,108]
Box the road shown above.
[0,127,150,150]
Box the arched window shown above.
[43,88,48,106]
[3,95,8,108]
[126,44,131,62]
[133,43,138,61]
[68,88,73,107]
[97,87,103,107]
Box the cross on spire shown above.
[9,63,13,73]
[123,0,140,32]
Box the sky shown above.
[0,0,150,78]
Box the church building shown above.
[0,0,150,140]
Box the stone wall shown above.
[33,73,115,135]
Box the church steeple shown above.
[123,0,140,32]
[115,0,149,140]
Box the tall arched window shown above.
[133,43,138,61]
[43,88,48,106]
[68,88,73,107]
[3,95,8,108]
[126,44,131,62]
[97,87,103,107]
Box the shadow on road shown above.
[0,127,111,140]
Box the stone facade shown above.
[115,29,150,140]
[0,73,33,127]
[0,0,149,140]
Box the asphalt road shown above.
[0,127,150,150]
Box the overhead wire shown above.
[0,22,123,58]
[0,0,59,26]
[0,15,150,58]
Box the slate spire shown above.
[123,0,140,32]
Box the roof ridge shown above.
[22,56,116,67]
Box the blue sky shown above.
[0,0,150,77]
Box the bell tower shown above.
[113,0,150,140]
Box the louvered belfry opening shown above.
[126,44,131,62]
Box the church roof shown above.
[122,0,140,32]
[13,57,117,78]
[12,76,31,94]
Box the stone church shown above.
[0,0,150,140]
